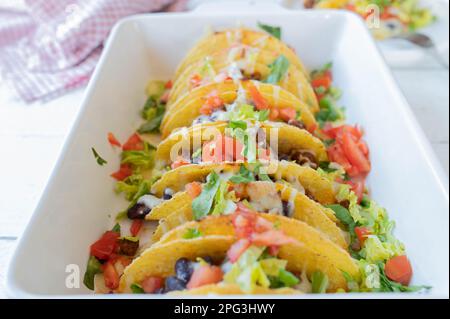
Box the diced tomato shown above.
[279,107,297,122]
[232,205,258,238]
[229,183,247,199]
[248,82,270,110]
[254,216,273,233]
[227,238,251,263]
[110,164,133,181]
[236,202,258,215]
[325,125,371,178]
[268,245,280,256]
[354,227,371,246]
[90,231,119,260]
[186,182,202,199]
[171,156,190,169]
[107,132,121,147]
[269,108,279,121]
[380,7,398,21]
[385,255,413,286]
[160,91,170,104]
[142,276,164,294]
[346,4,356,12]
[307,122,318,135]
[257,148,271,161]
[202,134,243,163]
[103,261,119,290]
[250,230,296,247]
[187,264,224,289]
[311,71,332,90]
[199,90,224,115]
[346,176,366,203]
[115,256,132,268]
[165,80,173,89]
[341,130,371,174]
[130,220,144,237]
[190,74,203,88]
[122,133,144,151]
[328,143,353,172]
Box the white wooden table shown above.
[0,56,448,298]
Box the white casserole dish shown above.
[6,0,449,298]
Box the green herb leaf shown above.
[258,22,281,39]
[83,256,102,290]
[278,269,299,287]
[138,95,166,134]
[319,161,337,172]
[258,109,270,121]
[92,148,107,166]
[130,283,145,294]
[183,228,203,239]
[254,162,271,181]
[229,120,248,131]
[326,204,354,226]
[111,223,121,234]
[311,271,329,293]
[192,172,221,220]
[229,165,256,184]
[265,55,290,84]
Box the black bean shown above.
[175,258,194,283]
[339,200,350,210]
[164,276,186,292]
[288,119,306,130]
[305,190,317,202]
[291,150,318,169]
[163,188,173,200]
[304,0,315,9]
[118,238,139,256]
[127,203,151,220]
[202,256,214,265]
[282,200,291,217]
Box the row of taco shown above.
[85,26,422,295]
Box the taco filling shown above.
[128,211,314,295]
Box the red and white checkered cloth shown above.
[0,0,187,102]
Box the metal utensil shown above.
[393,33,449,68]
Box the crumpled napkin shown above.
[0,0,187,102]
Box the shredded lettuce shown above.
[115,174,149,201]
[260,258,287,276]
[224,246,299,292]
[121,143,155,170]
[229,165,256,184]
[183,228,202,239]
[139,81,167,134]
[311,271,329,293]
[211,180,229,215]
[265,55,290,84]
[336,184,363,223]
[360,236,394,263]
[192,172,221,220]
[359,261,381,290]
